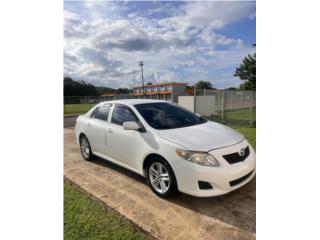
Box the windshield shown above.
[134,102,207,130]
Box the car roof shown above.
[99,99,167,106]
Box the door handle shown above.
[107,128,113,134]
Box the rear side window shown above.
[92,105,111,121]
[111,105,138,126]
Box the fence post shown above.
[204,88,206,96]
[221,91,224,123]
[249,92,253,127]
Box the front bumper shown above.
[173,139,256,197]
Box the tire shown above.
[79,135,94,161]
[146,157,178,198]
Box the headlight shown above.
[176,149,219,167]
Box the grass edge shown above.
[64,176,155,240]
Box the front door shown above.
[106,104,142,170]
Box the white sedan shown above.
[75,99,255,198]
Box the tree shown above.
[116,88,130,94]
[234,53,256,90]
[64,77,99,96]
[226,87,237,91]
[195,80,215,89]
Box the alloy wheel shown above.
[148,161,171,194]
[80,137,90,159]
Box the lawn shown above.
[203,108,256,149]
[231,126,256,150]
[64,180,150,240]
[224,107,256,122]
[64,104,95,116]
[204,107,256,128]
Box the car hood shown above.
[158,121,244,151]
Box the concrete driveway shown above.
[64,116,78,128]
[64,127,256,240]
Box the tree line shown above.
[64,77,130,96]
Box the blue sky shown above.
[64,1,256,89]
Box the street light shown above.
[138,61,144,97]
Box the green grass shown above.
[64,180,150,240]
[224,107,256,122]
[64,104,95,115]
[205,107,256,128]
[203,107,256,149]
[231,126,256,150]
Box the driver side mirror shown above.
[123,121,140,131]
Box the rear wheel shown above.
[146,157,178,198]
[80,135,94,161]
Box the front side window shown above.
[91,105,111,121]
[111,105,138,126]
[134,102,207,130]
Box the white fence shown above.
[179,95,216,115]
[178,90,256,127]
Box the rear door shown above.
[86,104,112,154]
[106,104,142,169]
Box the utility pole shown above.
[139,61,144,97]
[193,85,196,113]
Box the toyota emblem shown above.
[239,148,245,157]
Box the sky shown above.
[64,1,256,89]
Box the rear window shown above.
[91,105,111,121]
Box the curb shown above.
[64,114,79,118]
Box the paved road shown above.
[64,128,256,240]
[64,116,77,128]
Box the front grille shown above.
[223,146,250,164]
[229,171,253,187]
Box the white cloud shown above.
[64,1,255,88]
[181,1,255,29]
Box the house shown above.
[132,82,187,102]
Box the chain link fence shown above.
[64,90,256,128]
[191,90,256,127]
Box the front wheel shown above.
[146,158,178,198]
[80,135,94,161]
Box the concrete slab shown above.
[64,116,78,128]
[64,128,256,240]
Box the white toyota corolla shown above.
[75,99,255,198]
